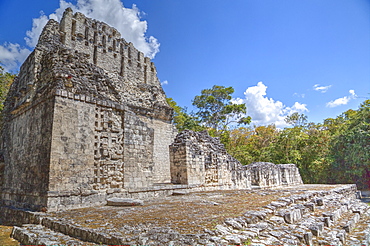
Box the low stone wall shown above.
[248,162,282,188]
[247,162,303,188]
[0,207,43,226]
[278,163,303,185]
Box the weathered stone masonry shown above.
[170,130,251,190]
[0,8,177,212]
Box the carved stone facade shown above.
[93,107,125,191]
[0,8,304,212]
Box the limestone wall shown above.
[170,130,251,189]
[123,111,154,190]
[248,162,303,188]
[278,163,303,185]
[45,92,175,210]
[0,97,55,211]
[59,8,160,87]
[248,162,282,188]
[141,117,178,184]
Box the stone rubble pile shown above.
[210,185,370,246]
[10,184,370,245]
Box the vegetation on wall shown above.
[168,85,370,189]
[0,66,15,112]
[0,65,16,126]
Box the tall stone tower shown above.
[0,8,177,211]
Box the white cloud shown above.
[0,0,159,72]
[233,82,308,128]
[293,92,305,98]
[161,80,168,86]
[291,101,308,112]
[326,89,357,108]
[313,84,332,93]
[25,12,50,48]
[0,43,31,72]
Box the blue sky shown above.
[0,0,369,127]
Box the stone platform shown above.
[4,184,370,245]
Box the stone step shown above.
[11,224,97,245]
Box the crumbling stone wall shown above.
[0,98,54,211]
[248,162,303,188]
[59,8,160,88]
[247,162,282,188]
[278,163,303,185]
[170,130,251,190]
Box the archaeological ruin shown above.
[1,8,369,245]
[0,8,304,213]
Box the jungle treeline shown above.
[167,85,370,189]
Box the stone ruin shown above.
[170,130,251,189]
[248,162,303,188]
[0,8,303,213]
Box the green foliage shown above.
[192,85,251,131]
[169,85,369,187]
[0,65,15,112]
[285,112,308,127]
[166,97,204,132]
[227,125,278,165]
[329,100,370,189]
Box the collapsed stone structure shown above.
[0,8,303,213]
[248,162,303,188]
[170,130,251,189]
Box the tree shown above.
[285,112,308,127]
[166,97,204,132]
[192,85,251,131]
[228,125,278,165]
[329,100,370,189]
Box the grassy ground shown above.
[0,226,19,246]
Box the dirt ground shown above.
[0,184,344,244]
[0,226,19,246]
[50,185,340,236]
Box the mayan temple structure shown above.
[0,8,178,211]
[0,8,302,212]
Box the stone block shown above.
[315,198,324,206]
[243,211,267,224]
[172,190,188,196]
[323,217,331,227]
[304,232,313,246]
[106,198,144,206]
[309,222,324,237]
[304,202,315,212]
[284,209,302,224]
